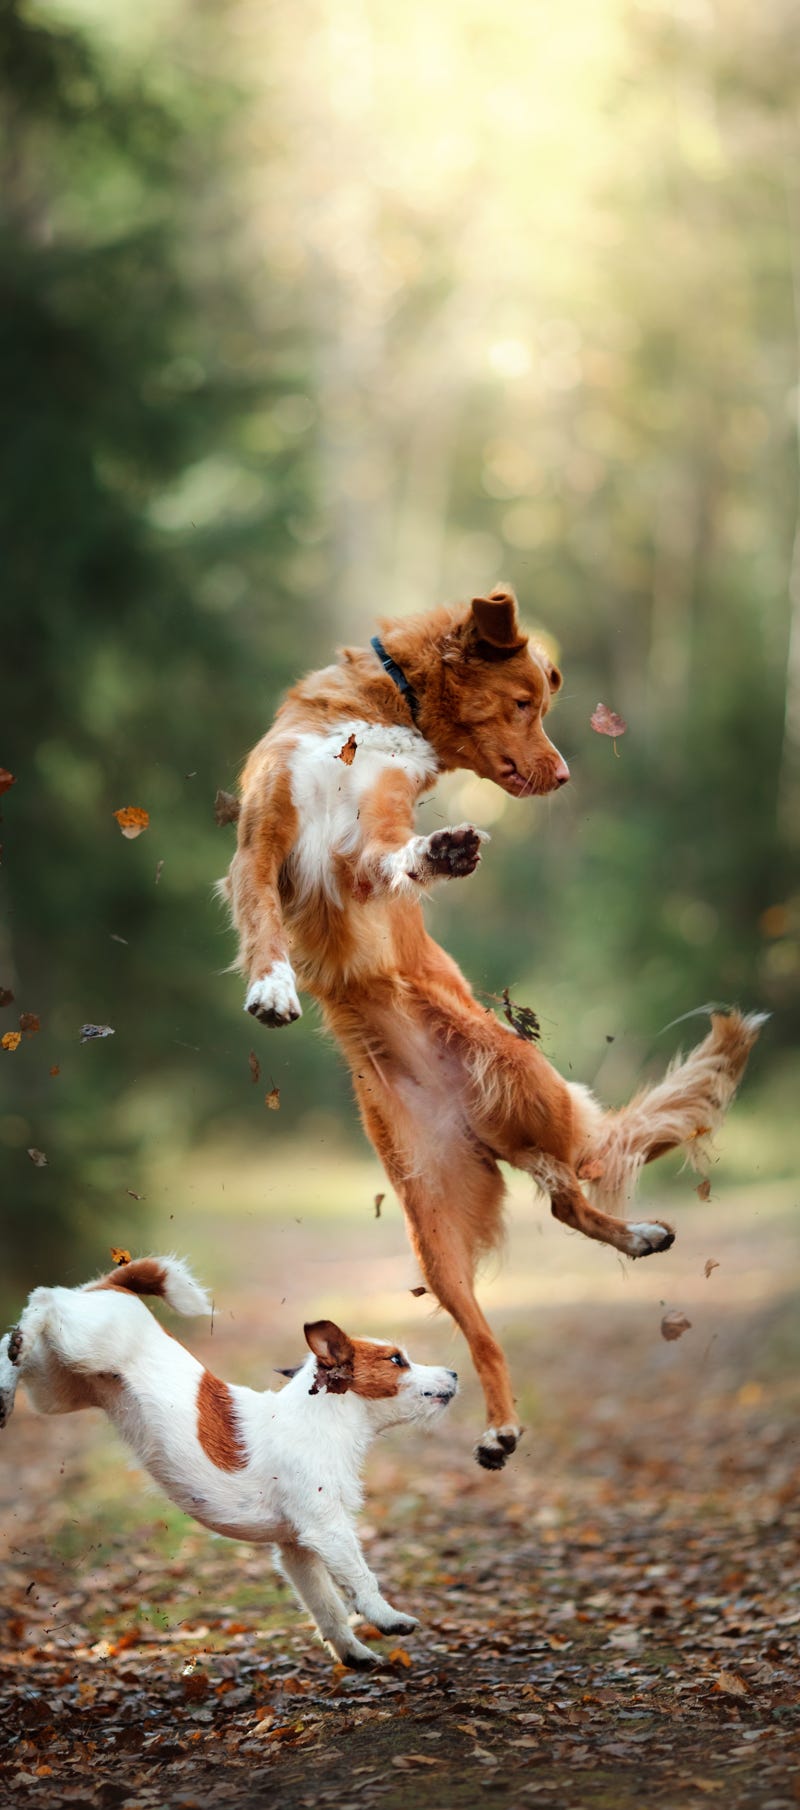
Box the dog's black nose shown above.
[447,1370,458,1382]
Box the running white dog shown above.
[0,1256,457,1668]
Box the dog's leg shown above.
[355,768,488,899]
[522,1154,675,1258]
[0,1331,21,1429]
[301,1526,419,1642]
[224,764,303,1028]
[276,1543,379,1669]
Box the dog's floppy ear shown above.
[468,585,527,656]
[304,1320,355,1368]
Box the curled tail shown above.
[85,1256,212,1317]
[571,1009,766,1213]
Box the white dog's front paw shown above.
[245,961,302,1028]
[335,1636,380,1670]
[368,1608,420,1637]
[625,1220,675,1258]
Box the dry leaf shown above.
[713,1670,749,1698]
[696,1178,712,1202]
[337,733,358,766]
[0,987,15,1008]
[374,1192,384,1218]
[704,1258,720,1278]
[113,806,150,839]
[387,1646,412,1668]
[265,1087,281,1111]
[125,1190,145,1200]
[590,702,628,739]
[2,1031,21,1051]
[80,1024,115,1042]
[410,1286,427,1297]
[155,859,164,885]
[27,1148,48,1167]
[49,1065,60,1077]
[0,769,16,795]
[19,1013,40,1038]
[248,1050,261,1086]
[661,1310,692,1341]
[214,789,241,827]
[501,987,541,1043]
[110,1248,132,1266]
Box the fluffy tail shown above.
[572,1009,766,1212]
[85,1256,212,1317]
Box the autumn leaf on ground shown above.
[387,1647,412,1668]
[27,1148,48,1167]
[713,1669,749,1698]
[214,789,241,827]
[697,1178,712,1201]
[110,1248,131,1266]
[374,1192,384,1218]
[704,1258,720,1278]
[265,1086,280,1110]
[337,733,358,766]
[0,769,16,795]
[2,1031,21,1051]
[0,987,14,1008]
[113,806,150,839]
[19,1013,40,1038]
[661,1309,692,1341]
[248,1049,261,1086]
[501,987,541,1043]
[590,702,628,740]
[80,1024,115,1042]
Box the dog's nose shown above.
[447,1370,458,1382]
[553,756,570,787]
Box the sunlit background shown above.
[2,0,799,1293]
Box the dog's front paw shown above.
[474,1422,522,1471]
[625,1220,675,1259]
[368,1610,420,1637]
[245,962,302,1028]
[336,1638,380,1671]
[422,824,489,880]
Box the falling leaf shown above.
[113,806,150,839]
[214,789,241,827]
[27,1148,48,1167]
[501,987,541,1043]
[110,1247,132,1266]
[125,1190,145,1201]
[696,1177,712,1203]
[1,1031,21,1051]
[337,733,358,766]
[49,1065,60,1077]
[248,1049,261,1086]
[590,702,628,739]
[0,987,14,1008]
[661,1310,692,1341]
[704,1258,720,1278]
[0,769,16,794]
[410,1286,428,1297]
[80,1023,115,1042]
[265,1087,281,1111]
[374,1192,385,1218]
[19,1013,40,1038]
[713,1670,749,1698]
[155,859,164,884]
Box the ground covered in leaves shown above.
[1,1163,798,1809]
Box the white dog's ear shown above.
[304,1320,355,1368]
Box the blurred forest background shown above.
[1,0,799,1294]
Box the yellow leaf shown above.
[113,806,150,839]
[1,1031,21,1051]
[387,1646,412,1668]
[110,1247,132,1266]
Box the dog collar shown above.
[370,635,421,725]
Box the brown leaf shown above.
[80,1023,115,1042]
[265,1087,281,1111]
[391,1754,439,1767]
[110,1247,132,1266]
[590,702,628,739]
[125,1189,145,1200]
[501,987,541,1043]
[661,1310,692,1341]
[713,1669,749,1698]
[387,1646,412,1668]
[214,789,241,827]
[704,1258,720,1278]
[1,1030,21,1051]
[248,1049,261,1086]
[696,1178,712,1202]
[113,806,150,839]
[337,733,358,766]
[19,1013,40,1038]
[410,1286,428,1297]
[0,987,15,1008]
[27,1148,48,1167]
[374,1192,385,1218]
[49,1065,60,1077]
[0,769,17,795]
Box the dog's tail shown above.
[570,1009,766,1212]
[85,1256,212,1317]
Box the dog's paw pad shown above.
[425,824,489,879]
[627,1221,675,1258]
[7,1328,22,1365]
[245,964,302,1028]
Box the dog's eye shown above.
[389,1353,408,1368]
[514,698,531,711]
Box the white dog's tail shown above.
[85,1256,212,1317]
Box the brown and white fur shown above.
[0,1257,457,1668]
[222,585,764,1469]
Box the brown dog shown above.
[221,586,763,1468]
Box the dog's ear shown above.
[304,1320,355,1369]
[275,1364,303,1379]
[468,585,527,657]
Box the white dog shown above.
[0,1256,457,1668]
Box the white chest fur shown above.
[288,721,438,905]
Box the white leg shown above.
[301,1524,419,1638]
[276,1544,378,1669]
[0,1332,20,1428]
[379,824,489,897]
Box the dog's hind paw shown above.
[338,1640,380,1670]
[245,962,302,1028]
[474,1422,521,1470]
[626,1220,675,1258]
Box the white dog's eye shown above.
[389,1353,408,1368]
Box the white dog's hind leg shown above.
[276,1544,378,1669]
[0,1331,21,1429]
